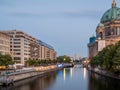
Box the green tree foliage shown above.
[26,56,71,66]
[91,41,120,74]
[0,54,14,68]
[52,59,57,64]
[112,46,120,73]
[57,55,72,63]
[27,59,58,66]
[101,44,116,70]
[27,59,37,66]
[90,56,100,67]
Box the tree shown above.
[27,59,37,66]
[57,55,72,63]
[0,54,14,68]
[37,60,41,66]
[90,55,100,67]
[52,59,57,64]
[112,46,120,73]
[101,44,116,70]
[90,41,120,74]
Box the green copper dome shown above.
[101,7,120,23]
[101,0,120,23]
[97,23,104,27]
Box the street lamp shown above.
[63,58,66,63]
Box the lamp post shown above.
[63,58,66,63]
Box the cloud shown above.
[0,0,103,19]
[0,0,107,21]
[7,10,61,18]
[3,9,103,20]
[63,10,103,19]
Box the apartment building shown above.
[2,30,39,64]
[2,30,56,65]
[0,32,10,54]
[39,40,56,60]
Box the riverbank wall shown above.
[14,68,58,82]
[0,63,74,85]
[87,66,120,80]
[0,65,59,85]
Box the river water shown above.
[0,66,120,90]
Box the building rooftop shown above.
[39,40,54,50]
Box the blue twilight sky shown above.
[0,0,120,57]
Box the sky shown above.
[0,0,120,57]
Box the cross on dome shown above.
[112,0,116,7]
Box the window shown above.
[14,42,21,44]
[15,53,21,55]
[24,46,27,48]
[14,46,21,48]
[16,32,23,34]
[10,36,13,38]
[106,15,109,19]
[14,39,20,41]
[0,46,2,49]
[0,40,3,44]
[105,27,111,36]
[14,57,21,60]
[24,50,28,52]
[24,53,27,55]
[24,58,28,60]
[24,39,28,42]
[13,49,20,51]
[9,32,14,34]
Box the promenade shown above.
[0,63,74,85]
[0,65,58,85]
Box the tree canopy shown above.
[57,55,72,63]
[0,54,14,68]
[91,41,120,74]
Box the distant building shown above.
[39,40,56,60]
[2,30,56,65]
[88,0,120,59]
[88,36,105,59]
[0,32,10,54]
[74,54,79,60]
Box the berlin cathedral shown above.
[88,0,120,59]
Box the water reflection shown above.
[0,71,57,90]
[83,68,86,79]
[0,68,120,90]
[88,71,120,90]
[63,68,73,81]
[70,68,73,78]
[63,68,66,80]
[49,67,88,90]
[62,68,74,81]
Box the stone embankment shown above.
[0,65,58,85]
[87,66,120,80]
[0,63,74,85]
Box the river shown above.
[0,66,120,90]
